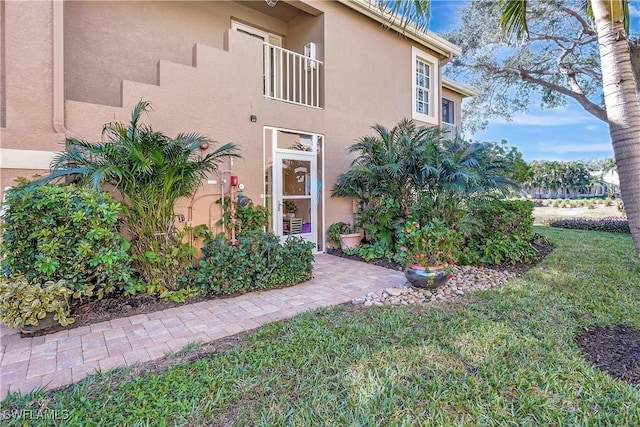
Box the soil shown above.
[576,325,640,387]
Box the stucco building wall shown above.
[2,0,467,246]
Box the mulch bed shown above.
[576,325,640,387]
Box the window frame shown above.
[411,47,439,125]
[442,97,455,125]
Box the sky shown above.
[428,0,640,163]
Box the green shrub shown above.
[460,199,536,265]
[0,183,133,327]
[216,196,270,238]
[0,276,74,327]
[545,217,630,234]
[352,243,394,262]
[41,101,240,292]
[190,231,314,295]
[327,222,354,248]
[1,183,133,297]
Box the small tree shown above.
[41,101,240,291]
[332,119,519,251]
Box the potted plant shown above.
[327,222,361,249]
[283,200,298,218]
[397,218,459,289]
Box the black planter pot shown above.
[404,266,448,289]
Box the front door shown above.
[275,151,316,248]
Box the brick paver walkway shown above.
[0,255,404,400]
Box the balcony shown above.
[442,122,457,139]
[263,43,323,109]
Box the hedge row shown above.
[545,217,630,234]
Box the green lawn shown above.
[3,227,640,426]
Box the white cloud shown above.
[629,4,640,18]
[489,109,595,127]
[534,142,612,154]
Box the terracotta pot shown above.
[339,233,361,249]
[404,265,448,289]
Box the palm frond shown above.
[499,0,529,41]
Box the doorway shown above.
[264,127,324,251]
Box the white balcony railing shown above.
[442,122,457,139]
[263,43,323,109]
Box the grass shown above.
[3,227,640,425]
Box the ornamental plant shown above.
[397,218,460,269]
[1,182,133,296]
[189,230,314,295]
[327,222,353,247]
[38,101,239,292]
[0,276,74,328]
[0,182,133,327]
[283,200,298,214]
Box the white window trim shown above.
[411,46,439,125]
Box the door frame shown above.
[274,150,316,244]
[264,127,325,252]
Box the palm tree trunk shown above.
[592,0,640,257]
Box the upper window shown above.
[442,98,455,124]
[412,47,439,125]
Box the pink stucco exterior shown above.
[1,0,474,249]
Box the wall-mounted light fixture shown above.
[250,115,257,122]
[199,141,209,150]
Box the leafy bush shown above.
[0,183,133,327]
[216,196,269,238]
[348,243,394,262]
[41,101,239,291]
[190,231,314,295]
[0,276,74,327]
[396,218,460,267]
[1,183,133,297]
[545,217,630,234]
[327,222,354,248]
[460,199,536,265]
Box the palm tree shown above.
[501,0,640,257]
[332,119,517,247]
[332,119,437,214]
[41,101,240,290]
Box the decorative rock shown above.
[352,265,517,307]
[385,287,408,296]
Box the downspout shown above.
[52,0,67,135]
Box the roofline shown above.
[442,77,478,97]
[336,0,462,59]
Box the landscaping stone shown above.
[352,265,517,307]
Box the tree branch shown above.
[517,68,607,121]
[559,6,597,37]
